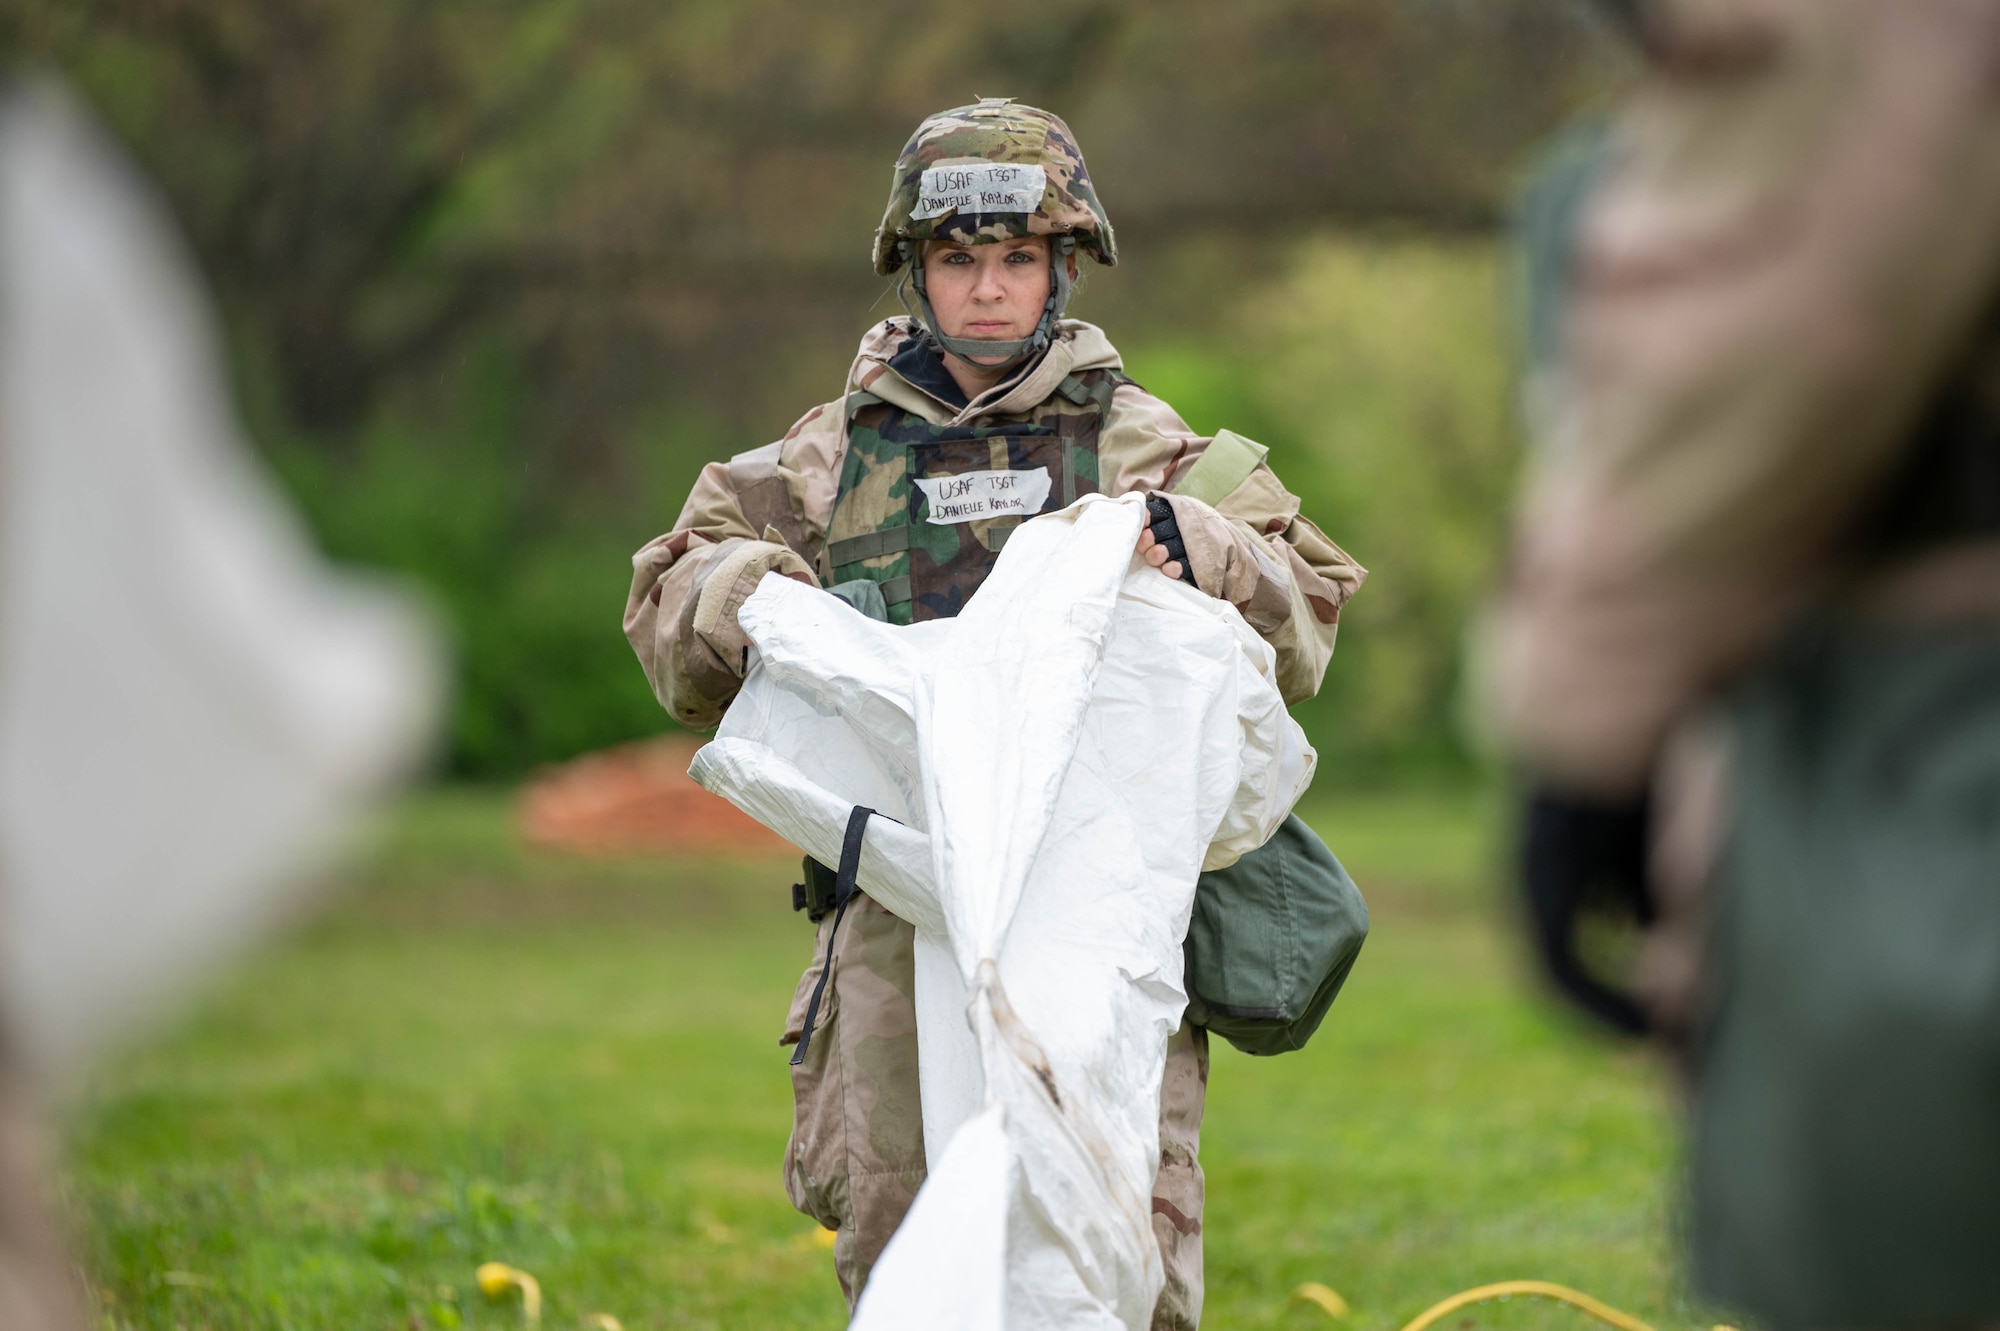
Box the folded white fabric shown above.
[692,492,1311,1329]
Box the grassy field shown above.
[61,784,1703,1331]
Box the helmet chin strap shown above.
[898,234,1077,375]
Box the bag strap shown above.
[1173,428,1269,507]
[789,805,875,1066]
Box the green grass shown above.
[62,785,1703,1330]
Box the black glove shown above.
[1144,494,1199,587]
[1519,786,1656,1037]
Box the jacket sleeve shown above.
[1099,384,1366,704]
[623,402,841,731]
[1484,0,2000,794]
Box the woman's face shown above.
[920,236,1054,363]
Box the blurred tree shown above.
[0,0,1619,775]
[9,0,1609,452]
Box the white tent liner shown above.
[692,493,1311,1329]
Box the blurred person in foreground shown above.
[1487,1,2000,1325]
[0,79,438,1327]
[625,99,1364,1327]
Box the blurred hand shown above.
[1519,786,1656,1038]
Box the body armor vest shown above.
[823,366,1124,624]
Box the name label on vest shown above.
[913,467,1051,524]
[912,163,1047,219]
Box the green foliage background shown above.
[253,233,1522,779]
[1,0,1620,777]
[1123,237,1519,778]
[256,232,1522,779]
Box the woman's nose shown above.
[971,260,1007,300]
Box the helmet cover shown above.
[872,98,1116,276]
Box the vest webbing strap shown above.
[790,805,875,1068]
[879,574,912,606]
[1174,428,1269,507]
[827,527,910,565]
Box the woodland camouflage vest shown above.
[824,366,1125,624]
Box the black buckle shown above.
[793,856,840,921]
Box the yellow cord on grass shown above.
[1291,1277,1736,1331]
[1396,1280,1654,1331]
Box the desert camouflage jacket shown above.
[1486,0,2000,795]
[626,317,1364,730]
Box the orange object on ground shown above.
[517,736,793,857]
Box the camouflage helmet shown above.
[872,98,1117,277]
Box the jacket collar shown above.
[850,317,1122,426]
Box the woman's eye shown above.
[945,252,972,264]
[1006,250,1035,263]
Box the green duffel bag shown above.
[1184,813,1369,1056]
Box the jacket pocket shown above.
[781,926,848,1231]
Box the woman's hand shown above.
[1134,524,1183,581]
[1137,493,1198,586]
